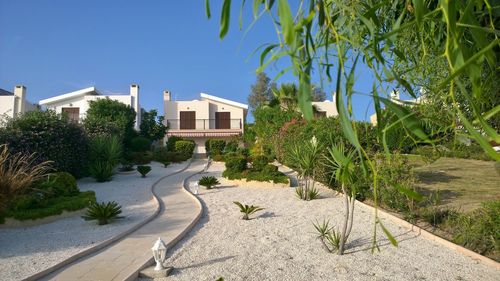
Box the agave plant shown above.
[198,176,220,189]
[233,201,264,220]
[82,201,123,225]
[137,165,152,178]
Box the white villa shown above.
[163,91,248,154]
[312,100,338,118]
[39,84,141,129]
[370,89,427,125]
[0,85,37,119]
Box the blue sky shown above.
[0,1,380,122]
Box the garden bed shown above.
[0,161,187,281]
[149,162,498,281]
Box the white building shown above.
[39,84,141,129]
[164,91,248,154]
[0,85,37,120]
[312,100,338,118]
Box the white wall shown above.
[312,101,338,117]
[0,96,16,118]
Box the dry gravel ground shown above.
[0,161,188,281]
[140,162,499,281]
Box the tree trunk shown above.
[344,194,356,242]
[338,183,349,255]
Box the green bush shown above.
[421,207,458,227]
[153,147,170,162]
[34,172,79,197]
[137,165,152,177]
[174,140,195,159]
[0,110,89,178]
[212,154,225,162]
[225,156,247,173]
[5,191,96,221]
[246,165,289,184]
[206,139,226,155]
[89,136,122,182]
[198,176,220,189]
[131,151,153,165]
[130,136,152,152]
[252,155,270,171]
[166,136,183,151]
[451,201,500,257]
[82,200,123,225]
[222,169,247,180]
[224,140,239,154]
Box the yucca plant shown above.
[89,136,122,182]
[137,165,152,178]
[288,136,322,201]
[295,186,320,201]
[0,144,52,215]
[313,220,341,253]
[233,201,264,220]
[198,176,220,189]
[82,201,123,225]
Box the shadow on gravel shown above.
[345,229,418,254]
[169,255,236,275]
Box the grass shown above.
[410,156,500,212]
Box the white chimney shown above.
[14,85,26,115]
[164,90,171,101]
[130,84,140,130]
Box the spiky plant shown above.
[198,176,220,189]
[137,165,152,178]
[313,219,341,253]
[233,201,264,220]
[295,186,320,201]
[0,144,52,215]
[82,201,123,225]
[89,136,122,182]
[162,161,171,168]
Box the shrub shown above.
[0,110,89,178]
[131,151,153,165]
[212,154,225,162]
[82,201,123,225]
[198,176,220,189]
[6,191,95,221]
[252,155,271,171]
[236,147,250,157]
[137,165,152,177]
[166,136,183,152]
[162,161,171,168]
[224,156,247,173]
[313,220,342,253]
[175,140,195,159]
[246,166,289,184]
[84,99,136,148]
[451,201,500,256]
[35,172,79,197]
[206,139,226,156]
[233,201,264,220]
[421,207,458,227]
[0,145,53,216]
[89,136,122,182]
[295,186,320,200]
[224,140,239,154]
[153,147,170,162]
[119,160,134,172]
[167,151,188,163]
[222,169,246,180]
[130,136,152,152]
[139,109,167,141]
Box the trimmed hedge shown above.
[224,156,247,172]
[175,140,195,159]
[166,136,183,152]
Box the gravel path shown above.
[141,162,499,281]
[0,161,188,281]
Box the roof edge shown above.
[200,92,248,110]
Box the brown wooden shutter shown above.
[215,112,231,129]
[62,107,80,122]
[180,111,196,129]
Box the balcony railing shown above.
[167,119,242,130]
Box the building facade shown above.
[0,85,37,120]
[39,84,141,130]
[164,91,248,154]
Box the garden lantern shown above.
[151,237,167,271]
[193,182,199,195]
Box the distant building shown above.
[39,84,141,129]
[0,85,37,120]
[312,100,338,118]
[164,91,248,154]
[370,89,427,125]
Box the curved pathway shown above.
[41,159,206,281]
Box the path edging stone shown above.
[23,160,192,281]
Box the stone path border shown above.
[278,163,500,270]
[23,160,192,281]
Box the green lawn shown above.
[411,156,500,212]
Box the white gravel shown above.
[141,162,500,281]
[0,161,188,281]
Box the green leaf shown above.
[379,97,429,142]
[253,0,261,18]
[220,0,231,39]
[205,0,211,19]
[393,183,423,202]
[379,220,398,247]
[412,0,424,26]
[260,44,279,66]
[298,70,313,120]
[457,110,500,161]
[277,0,295,45]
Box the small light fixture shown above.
[151,237,167,271]
[193,182,199,195]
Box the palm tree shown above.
[272,83,298,111]
[325,143,357,255]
